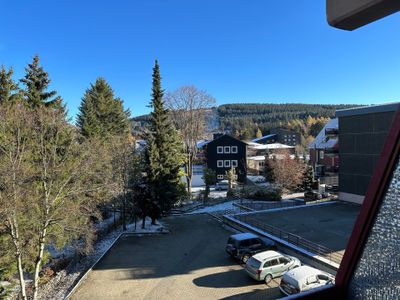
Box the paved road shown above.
[71,214,283,300]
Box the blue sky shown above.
[0,1,399,118]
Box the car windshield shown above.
[247,257,261,269]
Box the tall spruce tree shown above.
[145,60,184,223]
[77,77,130,138]
[20,55,64,109]
[0,65,21,105]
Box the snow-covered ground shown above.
[191,186,227,198]
[36,218,164,300]
[186,200,237,214]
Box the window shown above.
[307,276,319,285]
[224,146,230,154]
[232,160,238,167]
[217,174,224,180]
[217,160,223,168]
[264,259,279,268]
[320,150,324,159]
[231,146,238,153]
[224,160,230,168]
[217,146,223,154]
[279,257,290,264]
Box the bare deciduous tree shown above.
[269,150,305,192]
[165,85,215,194]
[0,105,112,299]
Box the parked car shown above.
[304,190,330,201]
[216,180,236,191]
[279,265,335,295]
[225,232,276,263]
[244,250,301,283]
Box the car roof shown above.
[283,266,326,280]
[230,232,258,241]
[252,250,281,261]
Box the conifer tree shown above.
[302,164,315,191]
[0,65,21,105]
[77,77,130,138]
[145,60,184,223]
[20,55,64,110]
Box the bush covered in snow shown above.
[239,185,282,201]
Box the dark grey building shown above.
[270,128,300,146]
[204,134,247,182]
[337,103,399,203]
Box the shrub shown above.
[239,185,282,201]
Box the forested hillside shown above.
[218,103,359,140]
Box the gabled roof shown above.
[308,118,338,149]
[205,134,247,146]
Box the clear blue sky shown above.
[1,0,399,119]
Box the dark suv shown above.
[226,232,276,263]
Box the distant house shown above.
[270,128,301,147]
[308,118,339,187]
[247,142,295,175]
[203,134,247,182]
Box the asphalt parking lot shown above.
[71,214,284,300]
[249,201,361,253]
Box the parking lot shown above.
[71,214,284,300]
[248,202,361,254]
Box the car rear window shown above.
[247,257,261,269]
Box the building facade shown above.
[309,118,339,187]
[337,103,399,204]
[270,128,301,146]
[204,134,247,182]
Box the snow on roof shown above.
[247,155,266,161]
[251,134,277,143]
[248,142,294,150]
[197,139,211,148]
[308,118,338,149]
[230,232,259,241]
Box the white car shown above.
[215,180,236,191]
[244,250,301,283]
[279,265,335,295]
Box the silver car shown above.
[245,250,301,284]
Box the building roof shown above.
[230,232,258,241]
[196,139,211,148]
[336,102,400,117]
[248,142,294,150]
[205,134,247,146]
[247,155,266,161]
[251,134,277,143]
[308,118,338,149]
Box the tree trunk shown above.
[151,216,157,225]
[32,228,46,300]
[16,252,27,300]
[10,220,27,300]
[122,191,127,231]
[185,156,193,196]
[204,185,209,204]
[142,217,146,229]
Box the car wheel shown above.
[264,274,273,284]
[241,253,251,263]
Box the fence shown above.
[234,199,304,211]
[233,213,343,265]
